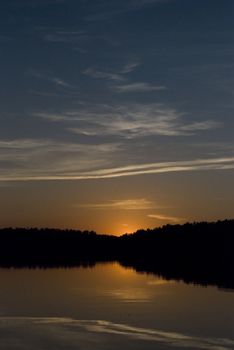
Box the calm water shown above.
[0,262,233,350]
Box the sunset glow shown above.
[0,0,233,234]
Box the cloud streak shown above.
[114,82,166,93]
[29,70,72,88]
[77,198,157,210]
[0,138,120,181]
[83,68,125,82]
[0,143,234,182]
[45,30,86,43]
[121,62,141,73]
[37,103,220,138]
[148,214,184,222]
[83,61,140,82]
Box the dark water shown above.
[0,263,233,349]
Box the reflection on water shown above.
[102,288,153,303]
[0,317,234,350]
[0,263,233,350]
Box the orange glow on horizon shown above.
[114,224,141,236]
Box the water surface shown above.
[0,263,233,349]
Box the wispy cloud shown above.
[37,103,220,138]
[83,68,125,82]
[83,61,140,82]
[114,82,166,93]
[83,61,166,94]
[181,121,221,132]
[0,138,120,181]
[45,30,86,43]
[148,214,184,223]
[77,198,157,210]
[29,70,72,88]
[121,62,141,73]
[0,144,234,182]
[49,77,71,87]
[80,157,234,179]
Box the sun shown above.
[115,224,139,236]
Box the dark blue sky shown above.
[1,0,234,233]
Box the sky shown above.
[0,0,234,235]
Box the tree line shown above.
[0,220,233,289]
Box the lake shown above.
[0,262,233,350]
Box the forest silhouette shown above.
[0,220,233,290]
